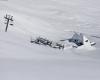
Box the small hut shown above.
[69,32,95,47]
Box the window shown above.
[85,40,88,42]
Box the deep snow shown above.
[0,0,100,80]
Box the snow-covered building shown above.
[69,32,96,47]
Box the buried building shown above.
[68,32,96,47]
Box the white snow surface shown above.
[0,0,100,80]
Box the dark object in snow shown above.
[51,42,64,49]
[4,14,14,32]
[68,32,96,47]
[90,42,96,46]
[68,38,83,46]
[30,37,64,50]
[31,37,52,46]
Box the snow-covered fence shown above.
[51,42,64,49]
[30,37,64,49]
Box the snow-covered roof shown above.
[71,33,92,46]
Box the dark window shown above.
[85,40,88,42]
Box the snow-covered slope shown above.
[0,0,100,80]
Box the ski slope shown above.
[0,0,100,80]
